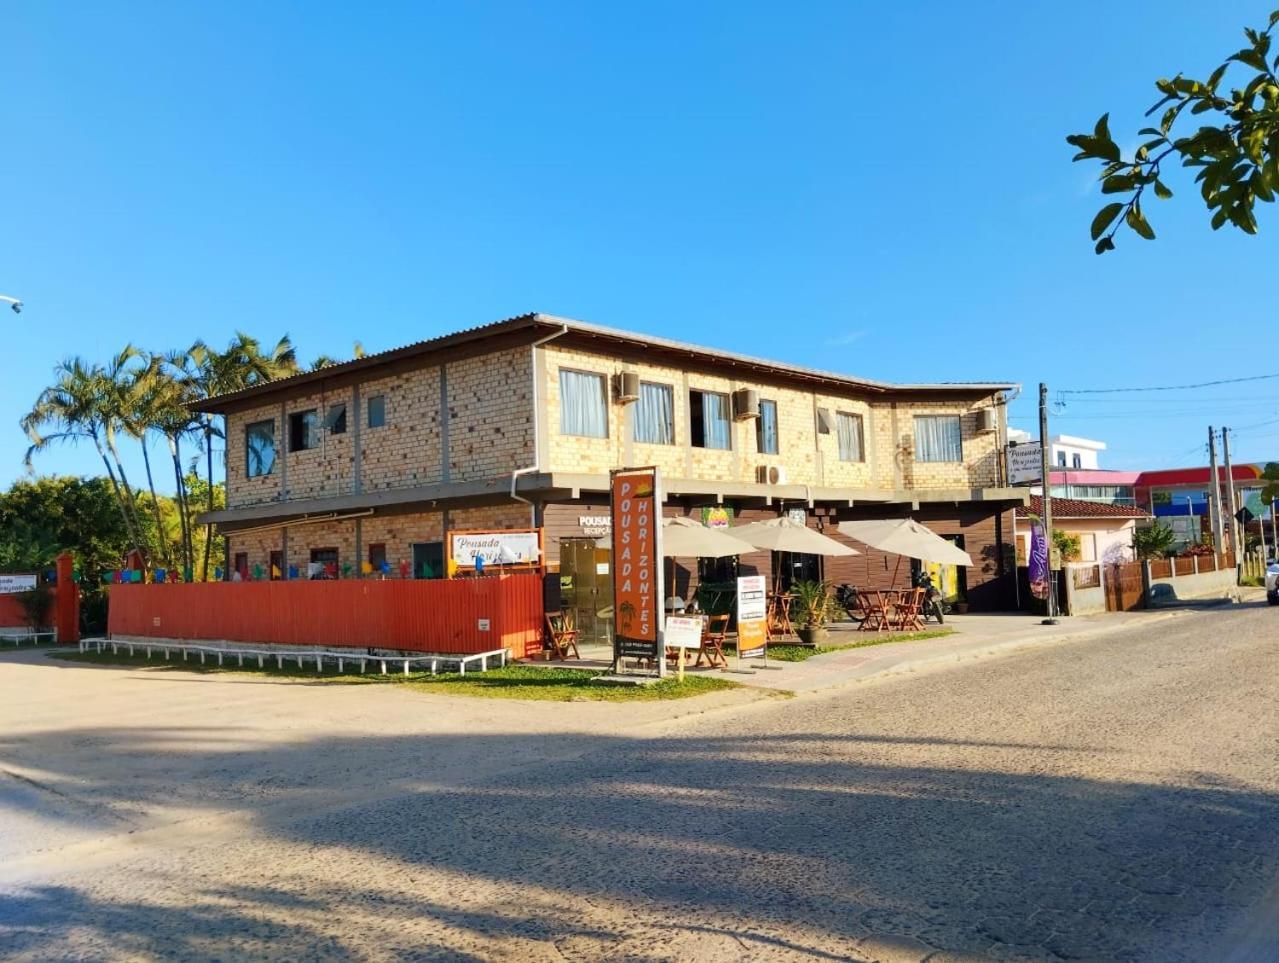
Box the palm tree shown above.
[187,333,298,578]
[309,341,366,371]
[121,355,179,571]
[153,353,201,577]
[96,346,150,567]
[21,357,145,558]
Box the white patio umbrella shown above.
[730,516,860,556]
[661,517,754,613]
[662,516,755,558]
[837,518,973,566]
[730,516,859,601]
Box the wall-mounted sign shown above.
[737,574,768,659]
[0,573,37,594]
[701,506,733,530]
[612,467,664,667]
[1008,443,1043,485]
[450,530,541,569]
[578,515,611,537]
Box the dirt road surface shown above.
[2,605,1276,961]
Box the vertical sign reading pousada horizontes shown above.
[611,466,665,676]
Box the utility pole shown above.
[1208,427,1225,560]
[1222,426,1240,561]
[1038,383,1058,624]
[1272,500,1278,561]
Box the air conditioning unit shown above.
[756,464,788,485]
[613,371,640,403]
[732,388,760,420]
[976,407,997,432]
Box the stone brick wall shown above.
[361,368,443,492]
[284,387,357,501]
[870,398,1003,491]
[541,344,1003,493]
[225,528,284,576]
[226,503,535,582]
[360,512,445,573]
[447,348,534,483]
[286,520,357,576]
[223,347,535,508]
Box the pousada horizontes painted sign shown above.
[0,573,38,594]
[450,530,541,568]
[611,466,664,670]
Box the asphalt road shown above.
[2,605,1277,961]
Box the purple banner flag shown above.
[1029,522,1049,600]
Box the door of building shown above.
[560,537,614,645]
[773,551,821,592]
[411,542,444,579]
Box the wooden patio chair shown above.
[858,590,889,631]
[544,611,580,661]
[696,613,731,669]
[893,588,925,632]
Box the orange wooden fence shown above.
[107,574,544,658]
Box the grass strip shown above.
[50,650,744,702]
[722,627,954,662]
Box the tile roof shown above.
[1015,495,1152,520]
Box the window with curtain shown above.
[690,390,731,450]
[756,399,779,454]
[633,382,674,444]
[558,369,608,438]
[836,412,864,462]
[913,414,963,462]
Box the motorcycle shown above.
[913,570,946,624]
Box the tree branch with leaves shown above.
[1069,10,1279,252]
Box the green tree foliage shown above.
[1052,529,1083,563]
[1069,11,1279,252]
[1259,462,1279,505]
[1133,521,1178,559]
[0,477,131,632]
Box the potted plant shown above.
[791,579,835,646]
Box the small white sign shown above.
[1008,442,1043,484]
[736,575,767,622]
[451,531,541,568]
[0,574,37,594]
[477,618,491,632]
[663,616,703,649]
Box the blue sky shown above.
[2,1,1275,489]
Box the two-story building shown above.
[195,313,1026,637]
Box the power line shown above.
[1058,372,1279,396]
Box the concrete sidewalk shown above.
[713,608,1198,693]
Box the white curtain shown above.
[914,415,963,462]
[634,382,674,444]
[836,412,863,461]
[559,370,607,438]
[757,400,778,453]
[703,392,731,449]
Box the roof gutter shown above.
[511,323,571,506]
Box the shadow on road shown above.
[2,722,1277,961]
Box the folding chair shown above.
[858,590,889,631]
[544,611,580,661]
[696,613,731,669]
[893,588,925,632]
